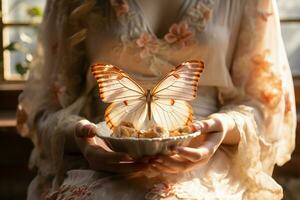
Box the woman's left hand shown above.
[150,114,239,174]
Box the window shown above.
[0,0,45,82]
[278,0,300,76]
[278,0,300,109]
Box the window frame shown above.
[0,0,42,85]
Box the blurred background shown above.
[0,0,299,199]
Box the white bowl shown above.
[95,122,202,158]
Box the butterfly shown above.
[91,60,204,131]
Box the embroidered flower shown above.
[110,0,129,16]
[136,32,157,57]
[186,1,213,31]
[246,50,283,110]
[46,184,92,200]
[145,182,176,200]
[164,22,194,48]
[69,185,91,197]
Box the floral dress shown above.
[17,0,296,199]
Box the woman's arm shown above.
[205,114,240,145]
[74,119,148,173]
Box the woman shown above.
[17,0,296,199]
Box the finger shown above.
[175,146,210,162]
[74,120,112,152]
[196,119,221,133]
[75,131,98,153]
[101,151,134,163]
[75,120,97,138]
[85,145,133,163]
[136,156,152,164]
[188,122,203,132]
[75,131,134,163]
[153,155,193,172]
[151,163,179,174]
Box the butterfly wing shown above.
[105,100,147,130]
[91,64,147,130]
[151,99,193,131]
[91,64,146,102]
[150,60,204,130]
[151,60,204,101]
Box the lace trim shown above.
[145,181,200,200]
[45,184,93,200]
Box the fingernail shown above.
[191,124,201,132]
[155,159,163,163]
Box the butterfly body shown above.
[146,89,152,120]
[91,60,204,131]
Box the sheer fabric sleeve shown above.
[16,0,97,191]
[215,0,296,197]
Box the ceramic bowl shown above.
[95,121,201,158]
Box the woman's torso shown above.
[83,0,245,121]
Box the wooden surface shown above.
[0,111,16,127]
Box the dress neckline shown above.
[132,0,193,39]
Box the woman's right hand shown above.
[74,120,147,173]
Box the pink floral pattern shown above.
[136,32,157,57]
[45,184,92,200]
[246,50,283,110]
[164,22,194,48]
[145,182,176,200]
[186,1,214,31]
[110,0,129,16]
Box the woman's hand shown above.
[150,114,240,174]
[74,119,147,173]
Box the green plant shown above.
[15,62,29,76]
[3,3,44,77]
[26,6,43,18]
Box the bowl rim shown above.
[95,121,202,142]
[96,131,201,142]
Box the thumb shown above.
[193,118,222,133]
[75,119,97,138]
[75,120,114,152]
